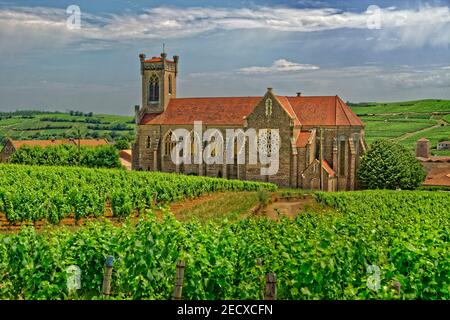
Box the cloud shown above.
[376,68,450,89]
[238,59,319,74]
[1,4,450,52]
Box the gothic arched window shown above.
[164,131,176,156]
[168,75,173,95]
[149,75,159,102]
[190,131,200,156]
[339,136,346,176]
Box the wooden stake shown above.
[256,259,264,300]
[102,256,114,297]
[265,273,277,300]
[172,260,185,300]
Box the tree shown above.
[114,139,130,150]
[357,139,426,190]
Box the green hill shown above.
[349,99,450,115]
[0,110,135,145]
[350,100,450,156]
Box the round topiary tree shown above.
[358,139,426,190]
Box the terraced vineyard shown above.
[0,190,448,299]
[350,99,450,156]
[0,111,134,143]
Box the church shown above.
[132,52,366,191]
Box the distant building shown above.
[415,137,450,187]
[437,141,450,151]
[0,138,109,163]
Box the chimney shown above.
[296,92,302,97]
[267,87,273,93]
[161,52,167,60]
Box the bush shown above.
[257,190,270,208]
[357,139,426,190]
[114,139,130,150]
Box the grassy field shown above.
[351,100,450,156]
[350,99,450,114]
[0,111,134,144]
[172,191,260,223]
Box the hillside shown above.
[1,99,449,156]
[349,99,450,156]
[0,110,135,145]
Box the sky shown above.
[0,0,449,115]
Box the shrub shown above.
[257,190,270,208]
[357,139,426,190]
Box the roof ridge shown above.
[336,96,351,126]
[172,96,262,100]
[275,95,300,124]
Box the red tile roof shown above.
[322,159,336,177]
[73,139,109,147]
[287,95,364,127]
[275,96,301,126]
[10,138,108,149]
[295,130,313,147]
[140,95,364,127]
[140,97,261,125]
[119,149,132,162]
[144,57,174,63]
[119,149,132,170]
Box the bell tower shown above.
[136,52,179,119]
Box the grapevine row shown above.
[0,164,276,223]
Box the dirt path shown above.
[395,120,448,142]
[255,194,323,220]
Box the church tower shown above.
[136,52,178,120]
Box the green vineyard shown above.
[0,190,449,299]
[0,165,276,223]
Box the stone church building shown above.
[132,52,366,191]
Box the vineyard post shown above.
[102,255,114,298]
[172,260,185,300]
[256,258,264,299]
[264,273,277,300]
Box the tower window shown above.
[146,136,151,149]
[149,75,159,102]
[168,75,173,95]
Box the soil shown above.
[252,194,319,220]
